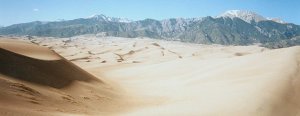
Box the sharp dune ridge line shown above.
[0,40,61,60]
[1,35,300,116]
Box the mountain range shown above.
[1,10,300,48]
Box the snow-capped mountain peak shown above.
[87,14,133,23]
[266,17,285,24]
[218,10,266,23]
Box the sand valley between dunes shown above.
[1,35,300,116]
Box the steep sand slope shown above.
[0,40,129,116]
[0,41,60,60]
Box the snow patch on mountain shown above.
[266,17,285,23]
[87,14,133,23]
[218,10,266,23]
[218,10,285,24]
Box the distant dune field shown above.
[1,35,300,116]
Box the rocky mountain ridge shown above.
[0,10,299,48]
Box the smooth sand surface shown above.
[0,35,300,116]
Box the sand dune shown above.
[1,35,300,115]
[0,39,130,116]
[0,40,101,88]
[0,40,60,60]
[102,46,300,116]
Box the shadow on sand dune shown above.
[0,48,102,88]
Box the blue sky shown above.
[0,0,299,26]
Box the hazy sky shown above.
[0,0,299,26]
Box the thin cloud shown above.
[33,8,39,12]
